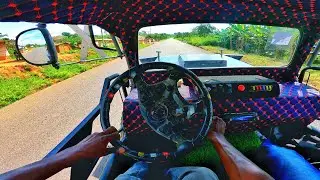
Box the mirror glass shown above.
[17,29,51,65]
[91,25,121,51]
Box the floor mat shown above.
[180,132,262,166]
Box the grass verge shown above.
[200,46,288,66]
[0,60,107,108]
[0,76,52,107]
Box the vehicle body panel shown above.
[140,54,250,68]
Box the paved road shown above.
[23,47,51,64]
[0,39,209,179]
[139,38,209,57]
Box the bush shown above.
[314,56,320,65]
[59,33,82,48]
[177,35,220,47]
[145,33,172,41]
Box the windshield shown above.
[138,23,300,69]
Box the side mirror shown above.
[88,25,123,56]
[15,24,59,69]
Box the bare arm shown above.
[0,148,80,180]
[207,118,274,180]
[0,127,120,180]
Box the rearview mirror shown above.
[88,25,122,55]
[16,24,59,69]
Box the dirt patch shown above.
[59,53,80,62]
[0,65,42,79]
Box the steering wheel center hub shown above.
[150,103,168,121]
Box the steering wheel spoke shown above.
[167,66,185,81]
[186,99,206,118]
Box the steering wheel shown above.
[101,62,213,162]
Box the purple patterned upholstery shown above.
[123,82,320,134]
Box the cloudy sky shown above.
[17,29,47,46]
[0,22,75,39]
[0,22,230,40]
[140,23,229,34]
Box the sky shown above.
[140,23,230,34]
[0,22,74,39]
[18,29,47,46]
[0,22,103,39]
[0,22,230,40]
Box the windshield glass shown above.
[138,23,300,69]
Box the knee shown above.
[187,167,218,180]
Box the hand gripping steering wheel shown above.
[101,62,213,162]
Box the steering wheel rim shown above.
[100,62,213,162]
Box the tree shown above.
[62,32,71,37]
[0,33,8,39]
[139,31,147,36]
[61,33,82,48]
[145,33,171,41]
[191,24,216,36]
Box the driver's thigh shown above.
[115,161,149,180]
[166,166,219,180]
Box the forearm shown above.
[0,148,80,180]
[210,134,273,180]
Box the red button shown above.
[238,85,246,92]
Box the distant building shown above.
[95,38,113,47]
[0,40,10,61]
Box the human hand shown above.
[68,126,120,159]
[207,117,226,141]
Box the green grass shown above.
[176,35,290,67]
[42,64,90,80]
[180,139,220,166]
[0,76,52,107]
[177,36,220,47]
[314,56,320,64]
[180,132,262,166]
[43,60,107,80]
[139,43,151,49]
[201,46,287,66]
[304,70,320,90]
[0,61,107,108]
[0,54,110,108]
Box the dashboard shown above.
[122,75,320,135]
[199,75,280,100]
